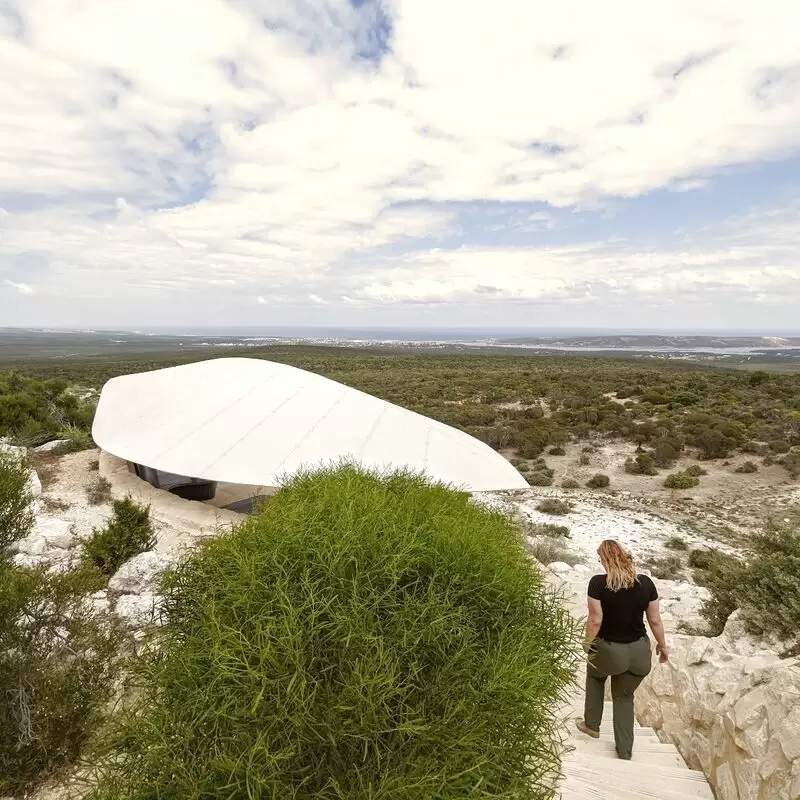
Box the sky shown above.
[1,0,799,331]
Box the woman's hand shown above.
[656,643,669,663]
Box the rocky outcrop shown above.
[636,612,800,800]
[10,518,80,571]
[108,550,176,595]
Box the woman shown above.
[575,539,669,760]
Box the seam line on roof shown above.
[357,403,388,458]
[152,372,279,465]
[198,380,308,474]
[422,424,431,468]
[273,386,349,470]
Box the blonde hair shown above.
[598,540,637,591]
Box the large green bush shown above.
[0,448,34,554]
[88,466,579,800]
[0,563,121,795]
[82,497,156,578]
[697,521,800,641]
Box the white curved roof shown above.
[92,357,528,492]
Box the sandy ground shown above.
[534,440,798,547]
[38,449,242,557]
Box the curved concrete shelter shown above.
[92,357,528,497]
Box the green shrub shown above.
[88,458,100,472]
[688,548,715,570]
[0,563,121,795]
[526,538,585,567]
[536,498,574,516]
[87,466,579,800]
[561,477,580,489]
[699,521,800,640]
[0,374,95,447]
[652,440,679,468]
[768,440,791,454]
[735,461,758,474]
[664,536,689,551]
[547,446,566,456]
[526,472,554,487]
[684,464,707,477]
[0,449,34,554]
[778,451,800,478]
[644,554,683,580]
[527,522,570,539]
[586,473,610,489]
[86,475,112,505]
[624,453,658,476]
[530,459,554,478]
[82,497,156,578]
[664,471,700,489]
[578,452,591,466]
[53,425,94,454]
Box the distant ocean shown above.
[137,326,800,342]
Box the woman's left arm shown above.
[584,597,603,651]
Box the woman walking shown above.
[575,539,669,760]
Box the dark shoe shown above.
[575,719,600,739]
[616,750,632,760]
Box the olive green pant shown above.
[583,637,652,759]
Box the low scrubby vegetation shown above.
[0,448,34,552]
[0,564,122,795]
[3,348,799,477]
[82,497,156,578]
[86,475,112,505]
[561,477,580,489]
[87,466,578,799]
[624,453,658,476]
[536,498,574,516]
[645,554,684,580]
[664,535,689,551]
[517,458,555,487]
[695,519,800,642]
[586,473,610,489]
[527,522,571,539]
[0,446,121,795]
[664,471,700,489]
[526,538,585,567]
[0,372,95,447]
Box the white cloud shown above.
[4,280,34,295]
[0,0,799,326]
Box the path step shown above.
[567,738,686,768]
[563,756,715,800]
[559,775,712,800]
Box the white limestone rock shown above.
[90,590,110,616]
[14,535,47,556]
[34,518,76,550]
[26,469,43,498]
[114,593,164,628]
[637,624,800,800]
[547,561,574,574]
[108,551,176,595]
[34,440,70,453]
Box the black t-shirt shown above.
[587,573,658,643]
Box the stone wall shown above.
[636,612,800,800]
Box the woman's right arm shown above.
[645,600,669,663]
